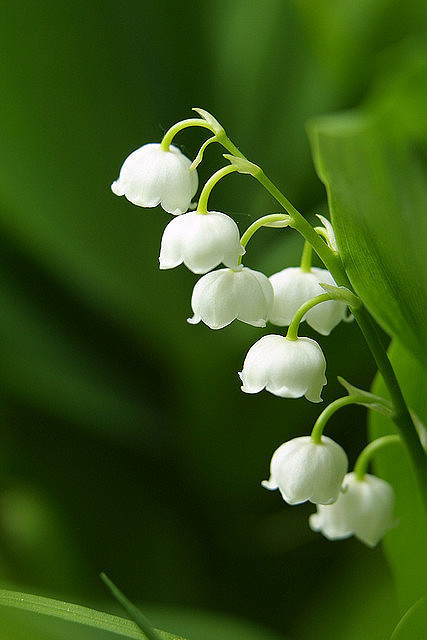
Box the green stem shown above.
[239,214,290,248]
[160,118,213,151]
[300,241,313,273]
[311,395,391,444]
[238,213,290,265]
[216,128,427,508]
[286,293,331,341]
[196,165,238,215]
[219,134,343,274]
[354,435,401,480]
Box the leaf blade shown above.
[369,341,427,610]
[0,589,186,640]
[308,110,427,365]
[101,574,162,640]
[390,595,427,640]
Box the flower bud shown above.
[262,436,348,505]
[309,472,396,547]
[159,210,244,274]
[111,143,198,215]
[239,334,326,402]
[188,267,273,329]
[269,267,347,335]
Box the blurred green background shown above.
[0,1,426,639]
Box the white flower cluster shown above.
[309,472,396,547]
[111,112,397,548]
[111,137,347,402]
[263,437,395,547]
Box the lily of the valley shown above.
[262,436,348,505]
[239,334,327,402]
[188,267,273,329]
[269,267,347,335]
[159,210,244,274]
[111,143,198,215]
[309,472,396,547]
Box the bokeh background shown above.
[1,1,426,639]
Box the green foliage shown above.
[391,595,427,640]
[308,48,427,365]
[0,589,184,640]
[308,40,427,637]
[100,574,163,640]
[369,341,427,611]
[0,589,291,640]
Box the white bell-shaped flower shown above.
[111,143,198,215]
[262,436,348,505]
[239,334,326,402]
[309,472,396,547]
[159,210,244,274]
[188,267,273,329]
[269,267,347,335]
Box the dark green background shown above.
[1,1,426,638]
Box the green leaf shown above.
[101,574,162,640]
[0,589,186,640]
[369,340,427,610]
[390,595,427,640]
[308,110,427,365]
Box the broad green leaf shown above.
[390,595,427,640]
[0,589,186,640]
[369,340,427,610]
[308,110,427,365]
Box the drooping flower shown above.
[269,267,347,335]
[111,143,198,215]
[159,210,244,274]
[309,472,396,547]
[262,436,348,505]
[188,267,273,329]
[239,334,326,402]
